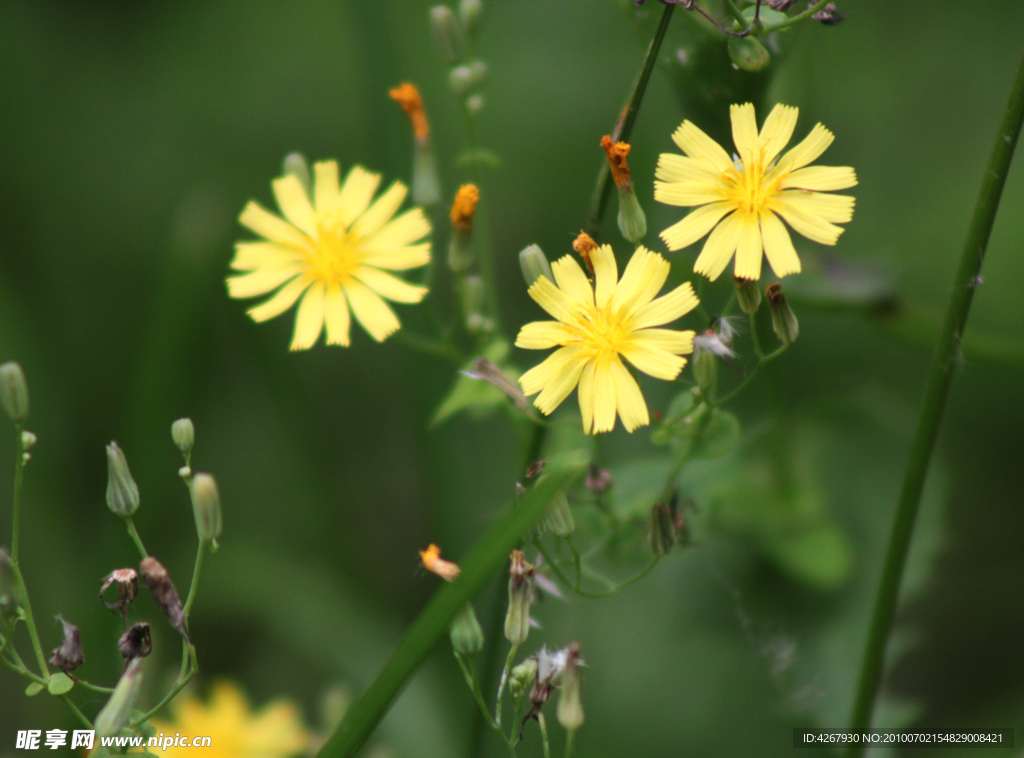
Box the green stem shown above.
[494,644,519,730]
[565,729,576,758]
[391,331,463,364]
[182,540,207,620]
[845,47,1024,756]
[534,541,660,600]
[130,640,196,727]
[748,311,765,360]
[60,695,93,729]
[538,713,552,758]
[11,423,24,560]
[316,462,585,758]
[565,536,582,591]
[720,0,750,29]
[585,4,675,237]
[761,0,830,33]
[712,344,787,407]
[8,560,49,679]
[455,654,516,758]
[74,678,115,694]
[124,516,149,559]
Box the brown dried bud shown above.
[49,615,84,673]
[118,622,153,661]
[572,231,598,273]
[139,557,187,637]
[525,460,545,480]
[100,568,138,613]
[810,2,846,24]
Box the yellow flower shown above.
[655,103,857,281]
[516,245,698,434]
[227,160,431,350]
[146,680,309,758]
[419,543,461,582]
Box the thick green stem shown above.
[124,516,149,559]
[845,48,1024,755]
[316,462,585,758]
[585,4,675,237]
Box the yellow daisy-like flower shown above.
[227,160,431,350]
[146,680,309,758]
[655,103,857,281]
[516,245,698,434]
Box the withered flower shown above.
[100,568,138,614]
[139,556,187,637]
[118,622,153,662]
[49,615,84,673]
[572,231,598,274]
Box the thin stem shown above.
[130,640,196,727]
[538,713,551,758]
[533,541,660,600]
[720,0,750,29]
[391,331,463,364]
[565,729,576,758]
[455,653,517,758]
[8,561,49,679]
[73,678,115,694]
[845,47,1024,756]
[182,540,207,620]
[712,344,788,407]
[748,311,765,360]
[124,516,148,559]
[11,423,24,560]
[494,644,519,729]
[60,695,93,729]
[565,536,582,591]
[761,0,830,33]
[585,4,675,237]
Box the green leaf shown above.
[47,672,74,695]
[690,410,741,460]
[741,6,788,27]
[431,341,518,426]
[25,681,44,696]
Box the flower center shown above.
[722,151,786,217]
[572,304,631,360]
[307,212,363,284]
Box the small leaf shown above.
[741,6,788,27]
[48,672,74,695]
[25,681,44,696]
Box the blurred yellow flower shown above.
[147,680,309,758]
[655,103,857,281]
[227,160,431,350]
[419,543,461,582]
[516,245,698,434]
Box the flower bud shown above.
[189,473,222,543]
[430,6,463,65]
[543,489,575,537]
[95,658,143,739]
[0,361,29,422]
[49,615,84,673]
[519,244,553,286]
[466,93,485,114]
[728,36,771,72]
[459,0,482,36]
[765,283,799,345]
[450,602,484,656]
[735,277,762,315]
[648,502,676,556]
[282,153,312,197]
[448,184,479,273]
[459,276,493,335]
[504,550,534,646]
[140,556,187,637]
[616,185,647,244]
[448,60,487,97]
[413,141,441,209]
[171,418,194,455]
[509,657,538,702]
[693,343,718,394]
[557,643,584,732]
[105,442,140,518]
[118,621,152,662]
[0,547,19,619]
[20,431,37,450]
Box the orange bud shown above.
[389,82,430,143]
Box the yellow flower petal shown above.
[516,320,574,350]
[239,201,313,252]
[324,283,351,346]
[758,103,799,165]
[730,102,759,165]
[629,281,699,330]
[527,276,578,323]
[591,244,618,308]
[781,165,857,191]
[654,152,720,186]
[759,210,802,277]
[290,283,326,351]
[361,243,431,271]
[361,208,431,252]
[247,275,312,322]
[353,266,428,303]
[733,215,763,281]
[338,165,381,225]
[777,190,855,223]
[230,242,303,272]
[534,353,586,416]
[693,211,743,281]
[577,360,596,433]
[630,328,695,355]
[609,356,649,432]
[659,202,732,251]
[610,247,670,315]
[226,264,304,299]
[519,345,583,399]
[551,255,593,305]
[313,160,341,215]
[272,174,317,237]
[620,342,686,381]
[671,120,733,173]
[772,194,847,245]
[351,181,408,238]
[590,357,616,433]
[343,278,400,341]
[777,123,835,173]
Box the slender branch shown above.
[130,640,196,727]
[493,644,519,729]
[60,695,93,729]
[720,0,750,29]
[585,4,676,237]
[565,729,577,758]
[533,541,660,599]
[8,561,49,679]
[182,540,207,620]
[73,678,115,694]
[761,0,830,32]
[124,517,149,559]
[11,423,24,560]
[845,47,1024,755]
[454,654,516,758]
[712,344,787,407]
[538,713,552,758]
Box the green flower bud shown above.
[171,418,194,455]
[459,276,493,335]
[519,244,553,286]
[765,283,799,345]
[450,601,484,656]
[543,488,575,537]
[448,231,474,274]
[509,657,537,701]
[189,473,222,543]
[556,643,584,732]
[728,36,771,72]
[0,362,29,423]
[430,6,463,65]
[466,93,485,115]
[693,345,718,394]
[413,140,441,209]
[282,152,312,198]
[95,658,143,739]
[105,442,140,517]
[459,0,482,37]
[20,431,37,450]
[0,547,19,619]
[448,60,487,97]
[648,502,676,556]
[735,276,762,315]
[616,185,647,244]
[504,550,533,646]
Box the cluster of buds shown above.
[430,1,487,113]
[601,136,647,244]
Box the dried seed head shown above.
[105,442,140,517]
[450,184,480,232]
[49,615,84,673]
[118,622,153,662]
[139,556,187,637]
[99,568,139,613]
[585,464,612,494]
[811,2,846,24]
[600,136,632,188]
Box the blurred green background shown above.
[1,1,1023,756]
